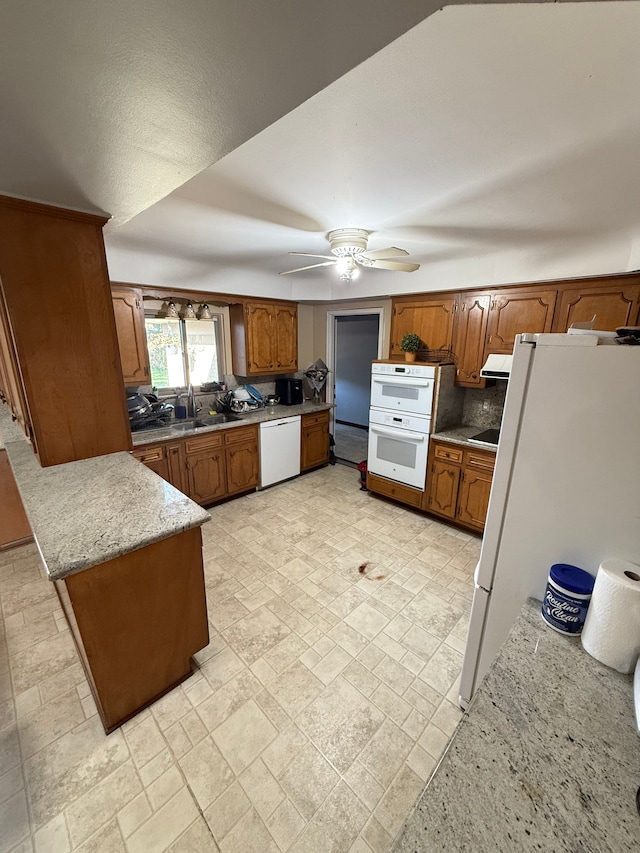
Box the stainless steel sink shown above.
[171,414,240,431]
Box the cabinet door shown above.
[390,298,456,358]
[186,450,226,504]
[552,283,640,332]
[112,287,150,385]
[457,468,493,530]
[427,459,461,519]
[485,289,557,355]
[453,294,490,387]
[301,419,330,471]
[226,439,259,495]
[273,304,298,372]
[246,304,275,373]
[132,444,171,481]
[166,442,187,493]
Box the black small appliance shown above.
[275,378,304,406]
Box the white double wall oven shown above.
[367,362,436,490]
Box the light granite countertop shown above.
[393,598,640,852]
[131,401,333,446]
[0,405,210,581]
[431,424,497,449]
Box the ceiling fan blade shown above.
[370,259,420,272]
[360,246,409,260]
[289,252,335,260]
[279,261,336,275]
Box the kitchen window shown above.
[144,315,224,389]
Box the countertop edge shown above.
[131,402,333,446]
[0,406,211,581]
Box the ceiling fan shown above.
[280,228,420,281]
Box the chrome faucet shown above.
[187,384,199,417]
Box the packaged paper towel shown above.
[581,559,640,673]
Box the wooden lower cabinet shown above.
[301,410,330,471]
[131,444,170,482]
[186,448,226,504]
[226,439,259,495]
[55,527,208,733]
[133,425,259,506]
[0,449,32,551]
[428,458,461,519]
[366,472,424,509]
[427,440,495,532]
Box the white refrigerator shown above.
[459,333,640,709]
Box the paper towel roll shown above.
[581,559,640,673]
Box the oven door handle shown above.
[372,377,433,388]
[370,425,427,442]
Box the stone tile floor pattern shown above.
[0,463,479,852]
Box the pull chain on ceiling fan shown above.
[280,228,420,280]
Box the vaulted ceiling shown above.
[2,1,638,302]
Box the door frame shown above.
[325,307,385,436]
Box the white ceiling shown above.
[2,2,638,303]
[104,1,640,302]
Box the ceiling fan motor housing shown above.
[327,228,369,257]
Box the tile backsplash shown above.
[462,381,507,430]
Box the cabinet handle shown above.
[270,363,273,368]
[144,366,149,376]
[277,361,281,367]
[171,448,178,455]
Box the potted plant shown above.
[400,333,421,362]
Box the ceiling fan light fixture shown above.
[337,256,359,282]
[328,228,369,257]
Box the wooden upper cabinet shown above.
[273,304,298,372]
[0,196,131,466]
[453,293,490,387]
[111,287,150,385]
[390,296,456,357]
[552,280,640,332]
[245,303,274,372]
[485,288,557,355]
[230,301,298,376]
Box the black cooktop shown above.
[468,428,500,446]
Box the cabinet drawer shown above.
[301,410,329,428]
[132,445,164,464]
[433,443,463,465]
[367,472,424,508]
[465,450,496,472]
[184,432,224,455]
[224,425,258,446]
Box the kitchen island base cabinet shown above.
[55,527,209,734]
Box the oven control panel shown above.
[372,362,436,379]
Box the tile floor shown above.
[0,463,480,853]
[333,423,368,465]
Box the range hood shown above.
[480,353,513,379]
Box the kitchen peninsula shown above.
[0,406,211,733]
[393,598,639,851]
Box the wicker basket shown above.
[416,348,455,364]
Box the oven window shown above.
[376,436,417,469]
[381,383,420,401]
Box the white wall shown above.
[334,315,379,426]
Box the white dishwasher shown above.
[259,416,301,488]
